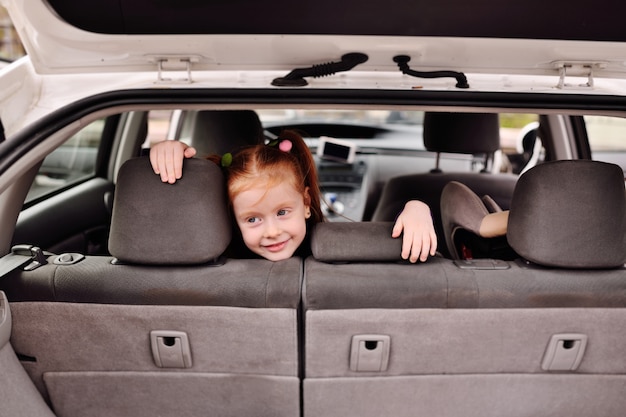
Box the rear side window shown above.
[25,118,105,203]
[584,115,626,175]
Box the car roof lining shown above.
[45,0,626,42]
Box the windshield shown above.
[258,109,426,152]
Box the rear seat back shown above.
[303,159,626,417]
[3,157,302,417]
[305,222,468,310]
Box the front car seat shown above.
[372,112,518,257]
[177,109,265,157]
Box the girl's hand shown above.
[149,140,197,184]
[391,200,437,263]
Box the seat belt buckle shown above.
[11,244,48,271]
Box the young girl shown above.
[150,130,437,262]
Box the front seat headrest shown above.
[179,110,264,157]
[109,158,231,265]
[423,112,500,154]
[508,160,626,269]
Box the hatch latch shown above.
[554,61,607,89]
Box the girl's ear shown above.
[303,186,312,218]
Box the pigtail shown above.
[275,130,325,224]
[206,153,222,166]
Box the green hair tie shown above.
[221,152,232,168]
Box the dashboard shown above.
[317,157,369,222]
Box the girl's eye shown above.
[246,216,260,224]
[277,209,288,216]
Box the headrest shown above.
[423,112,500,154]
[508,160,626,269]
[311,222,402,262]
[179,110,264,157]
[109,157,231,265]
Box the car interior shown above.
[0,104,625,417]
[2,0,626,414]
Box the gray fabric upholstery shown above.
[305,308,626,377]
[304,256,626,310]
[304,375,626,417]
[11,302,299,408]
[304,307,626,417]
[178,110,264,157]
[311,222,401,262]
[0,344,56,417]
[470,260,626,307]
[372,172,517,257]
[423,112,500,154]
[45,372,299,417]
[109,157,231,265]
[508,160,626,268]
[304,256,461,310]
[2,255,302,308]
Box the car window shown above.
[500,114,541,174]
[25,118,106,203]
[145,109,174,146]
[584,115,626,175]
[25,110,173,205]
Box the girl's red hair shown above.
[210,130,324,224]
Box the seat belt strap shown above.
[0,245,47,278]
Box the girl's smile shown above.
[263,239,290,252]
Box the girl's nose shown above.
[263,218,281,238]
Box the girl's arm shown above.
[149,140,197,183]
[391,200,437,263]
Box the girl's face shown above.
[231,180,311,261]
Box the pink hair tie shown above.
[279,140,293,152]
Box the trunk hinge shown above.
[553,61,607,89]
[148,56,201,84]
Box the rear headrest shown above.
[311,222,402,262]
[508,160,626,269]
[109,158,231,265]
[423,112,500,154]
[179,110,264,157]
